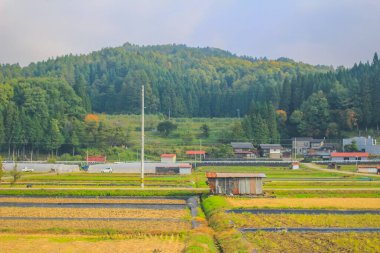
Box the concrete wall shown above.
[2,163,80,173]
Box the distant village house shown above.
[259,144,283,159]
[230,142,256,158]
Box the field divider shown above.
[240,227,380,233]
[226,209,380,215]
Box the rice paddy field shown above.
[226,197,380,209]
[2,164,380,252]
[201,163,380,253]
[0,196,194,253]
[245,232,380,253]
[0,234,185,253]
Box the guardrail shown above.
[194,160,292,167]
[313,159,380,164]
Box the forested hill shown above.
[0,43,331,117]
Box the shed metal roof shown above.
[331,152,369,157]
[186,150,206,155]
[206,172,266,178]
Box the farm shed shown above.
[178,164,192,175]
[357,165,380,174]
[186,150,206,160]
[160,154,176,163]
[155,163,192,175]
[206,172,266,195]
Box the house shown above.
[357,165,380,174]
[160,154,176,163]
[206,172,266,195]
[230,142,255,158]
[293,137,335,157]
[292,137,313,155]
[306,143,336,160]
[259,144,283,159]
[330,152,369,161]
[343,136,380,155]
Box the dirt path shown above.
[303,163,380,178]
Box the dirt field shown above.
[227,197,380,209]
[0,233,185,253]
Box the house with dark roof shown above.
[259,144,283,159]
[230,142,256,158]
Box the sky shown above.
[1,0,380,67]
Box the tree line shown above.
[0,43,379,158]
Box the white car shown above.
[101,167,112,173]
[22,167,34,172]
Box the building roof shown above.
[231,142,254,149]
[292,137,313,141]
[87,156,106,162]
[186,150,206,155]
[331,152,369,157]
[178,163,192,168]
[259,144,283,149]
[206,172,266,178]
[160,154,176,158]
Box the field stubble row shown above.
[229,213,380,228]
[245,232,380,253]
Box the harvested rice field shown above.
[0,197,186,204]
[0,197,192,235]
[245,232,380,253]
[0,207,188,219]
[0,219,190,234]
[0,233,185,253]
[227,197,380,209]
[229,213,380,228]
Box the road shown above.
[303,163,380,178]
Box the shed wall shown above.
[209,177,263,195]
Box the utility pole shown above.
[141,85,145,188]
[237,109,240,119]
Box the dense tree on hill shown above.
[0,44,379,158]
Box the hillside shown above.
[0,43,379,160]
[0,43,330,117]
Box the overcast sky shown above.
[1,0,380,67]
